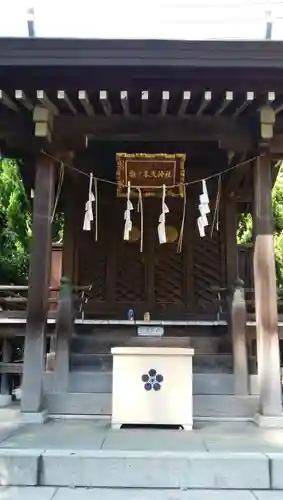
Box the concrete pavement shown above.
[0,411,283,490]
[0,488,282,499]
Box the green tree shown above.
[237,165,283,287]
[0,158,31,284]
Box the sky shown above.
[1,0,283,40]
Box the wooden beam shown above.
[274,101,283,115]
[270,134,283,156]
[54,115,252,147]
[253,153,282,416]
[99,90,112,116]
[0,362,23,374]
[0,90,19,112]
[197,91,212,116]
[120,90,130,116]
[233,91,254,117]
[178,91,191,116]
[15,90,33,111]
[78,90,94,116]
[141,90,149,115]
[224,154,248,196]
[57,90,76,114]
[215,91,233,116]
[160,90,170,116]
[36,90,58,115]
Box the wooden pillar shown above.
[21,155,55,414]
[62,179,76,281]
[226,199,249,395]
[54,277,73,392]
[225,199,238,285]
[231,279,249,395]
[253,153,282,416]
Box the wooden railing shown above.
[0,281,92,398]
[0,283,92,318]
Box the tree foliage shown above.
[0,159,31,284]
[237,165,283,287]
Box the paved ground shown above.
[1,409,283,453]
[0,487,282,499]
[1,409,283,494]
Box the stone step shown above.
[44,372,241,395]
[39,449,269,489]
[71,335,222,355]
[0,446,274,489]
[45,393,258,418]
[1,487,277,499]
[69,353,233,373]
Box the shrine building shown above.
[0,37,282,424]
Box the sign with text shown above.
[116,153,186,197]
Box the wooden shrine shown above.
[0,38,282,423]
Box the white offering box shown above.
[111,347,194,430]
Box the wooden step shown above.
[70,353,233,373]
[71,335,222,355]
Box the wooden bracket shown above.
[260,105,275,141]
[33,106,54,142]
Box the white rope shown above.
[41,149,258,189]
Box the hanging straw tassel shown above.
[198,178,210,237]
[158,184,168,244]
[51,162,64,224]
[124,181,133,241]
[83,172,95,232]
[177,184,187,253]
[210,174,222,237]
[94,178,98,241]
[137,188,144,252]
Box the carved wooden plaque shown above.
[116,153,185,197]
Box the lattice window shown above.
[78,232,107,301]
[155,250,184,303]
[115,242,145,302]
[193,230,223,311]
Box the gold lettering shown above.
[157,170,165,179]
[143,170,152,179]
[164,171,172,179]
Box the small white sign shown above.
[137,326,164,337]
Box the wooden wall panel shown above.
[115,242,146,302]
[74,192,226,317]
[193,227,223,312]
[78,232,107,301]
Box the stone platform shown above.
[0,487,282,499]
[0,408,283,495]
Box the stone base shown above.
[254,412,283,428]
[21,409,49,424]
[0,394,12,407]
